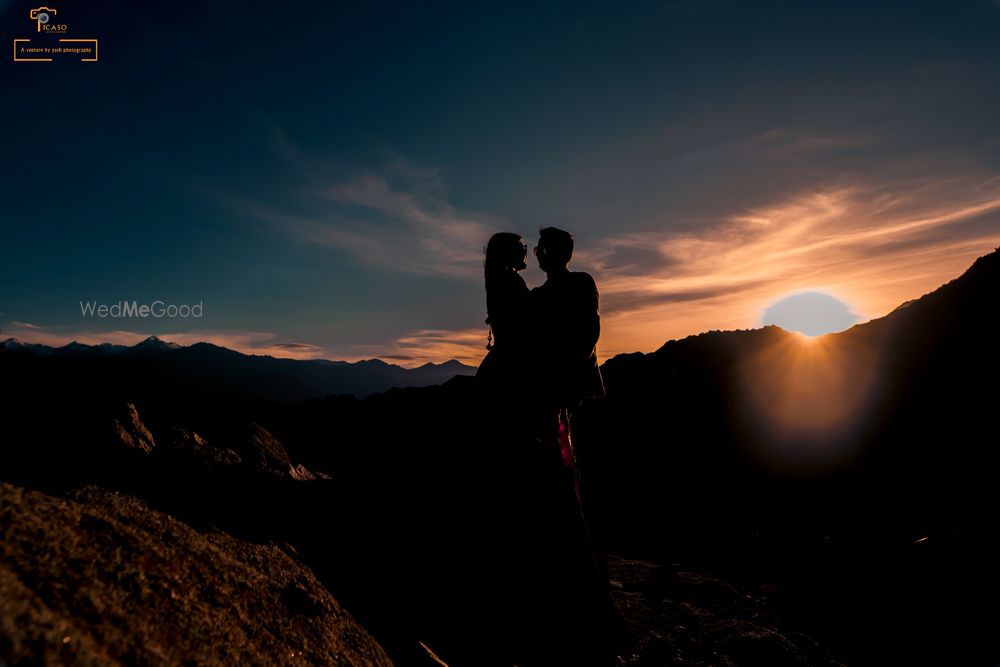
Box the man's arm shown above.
[575,273,601,358]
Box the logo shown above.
[29,6,66,34]
[14,5,98,62]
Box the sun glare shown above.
[761,291,859,337]
[736,328,884,472]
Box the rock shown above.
[605,556,843,666]
[111,403,155,454]
[242,423,292,472]
[159,427,242,468]
[0,481,394,666]
[229,424,327,480]
[288,463,316,481]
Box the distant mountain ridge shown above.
[0,335,476,400]
[579,246,1000,540]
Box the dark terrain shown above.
[0,337,475,401]
[0,482,393,666]
[2,248,998,666]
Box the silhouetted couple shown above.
[477,227,628,667]
[478,228,604,406]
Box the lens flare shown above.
[736,328,884,473]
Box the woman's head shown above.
[484,232,528,276]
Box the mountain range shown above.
[0,336,475,400]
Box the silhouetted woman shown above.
[476,232,530,391]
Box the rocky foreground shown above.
[608,558,842,667]
[1,475,842,666]
[0,482,392,666]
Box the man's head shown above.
[534,227,574,273]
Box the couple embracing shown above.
[478,226,604,433]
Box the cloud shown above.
[580,232,682,278]
[352,328,487,368]
[600,281,770,315]
[314,165,502,278]
[580,169,1000,357]
[271,342,325,353]
[738,128,871,158]
[280,156,1000,363]
[210,129,1000,364]
[236,148,507,280]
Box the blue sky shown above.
[3,0,1000,363]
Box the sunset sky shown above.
[3,0,1000,366]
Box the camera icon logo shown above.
[28,6,57,32]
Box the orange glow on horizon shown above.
[4,178,998,369]
[587,179,1000,361]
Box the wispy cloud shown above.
[581,171,1000,357]
[352,327,487,368]
[271,342,325,353]
[213,130,1000,364]
[738,127,871,158]
[237,148,506,279]
[309,170,499,278]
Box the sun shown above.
[761,291,859,337]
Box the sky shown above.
[3,0,1000,366]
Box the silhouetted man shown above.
[531,226,605,412]
[528,227,627,665]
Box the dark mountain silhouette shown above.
[0,336,475,400]
[1,248,998,666]
[571,246,1000,666]
[581,246,1000,543]
[125,334,181,354]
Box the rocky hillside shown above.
[608,557,842,667]
[0,482,393,667]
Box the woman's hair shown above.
[484,232,526,278]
